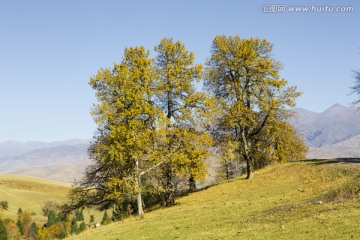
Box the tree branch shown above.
[140,161,164,176]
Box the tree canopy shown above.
[154,38,213,205]
[62,36,306,220]
[204,35,306,178]
[63,39,213,217]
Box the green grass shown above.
[68,160,360,240]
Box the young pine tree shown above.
[75,211,84,221]
[78,222,86,233]
[70,218,78,235]
[47,210,57,227]
[101,210,111,225]
[16,219,23,235]
[31,221,38,239]
[0,219,8,240]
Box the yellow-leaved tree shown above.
[205,35,306,179]
[154,38,213,205]
[63,46,162,219]
[62,40,214,218]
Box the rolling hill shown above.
[0,174,104,225]
[68,160,360,240]
[0,174,70,223]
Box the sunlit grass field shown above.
[0,174,103,224]
[69,160,360,240]
[0,174,70,222]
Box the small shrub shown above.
[17,208,22,215]
[46,222,66,239]
[89,215,95,223]
[0,201,8,210]
[42,201,58,217]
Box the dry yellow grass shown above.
[0,174,106,225]
[0,174,70,222]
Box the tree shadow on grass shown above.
[293,158,360,165]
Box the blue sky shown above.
[0,0,359,142]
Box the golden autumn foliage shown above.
[64,36,307,221]
[89,46,160,218]
[205,35,306,178]
[65,39,214,218]
[154,38,213,204]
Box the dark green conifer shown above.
[0,219,8,240]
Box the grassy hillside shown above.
[69,160,360,240]
[0,174,70,222]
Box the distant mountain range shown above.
[1,104,359,182]
[291,103,360,159]
[0,139,90,182]
[0,139,90,159]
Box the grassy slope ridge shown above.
[0,174,70,222]
[70,161,360,240]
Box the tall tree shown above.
[88,46,162,218]
[62,40,214,218]
[205,35,302,179]
[154,38,213,205]
[350,70,360,105]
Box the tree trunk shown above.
[135,158,144,218]
[188,175,196,192]
[225,161,230,180]
[163,164,176,206]
[245,155,254,179]
[241,130,254,179]
[136,188,144,219]
[165,180,175,206]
